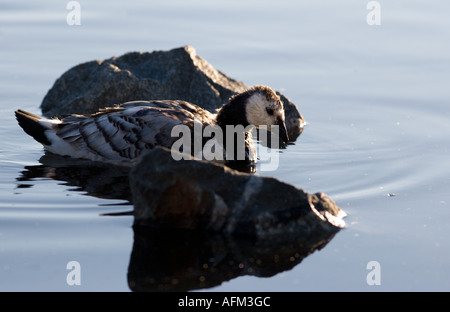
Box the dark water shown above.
[1,1,450,291]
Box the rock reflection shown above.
[127,225,338,292]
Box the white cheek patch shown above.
[245,93,286,128]
[245,94,274,126]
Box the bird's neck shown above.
[215,97,254,162]
[215,96,249,130]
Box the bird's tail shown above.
[15,109,52,145]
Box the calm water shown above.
[1,0,450,291]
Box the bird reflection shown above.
[17,153,134,202]
[128,225,337,292]
[16,152,256,204]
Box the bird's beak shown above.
[276,117,289,144]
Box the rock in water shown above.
[129,147,345,238]
[40,46,304,140]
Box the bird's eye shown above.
[266,108,274,115]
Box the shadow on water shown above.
[128,226,337,292]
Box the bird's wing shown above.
[55,105,199,161]
[118,100,216,123]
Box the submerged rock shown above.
[40,46,304,140]
[130,147,345,238]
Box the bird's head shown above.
[243,85,289,144]
[216,85,289,145]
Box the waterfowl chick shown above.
[15,85,288,164]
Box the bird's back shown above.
[31,100,216,163]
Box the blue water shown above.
[1,0,450,291]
